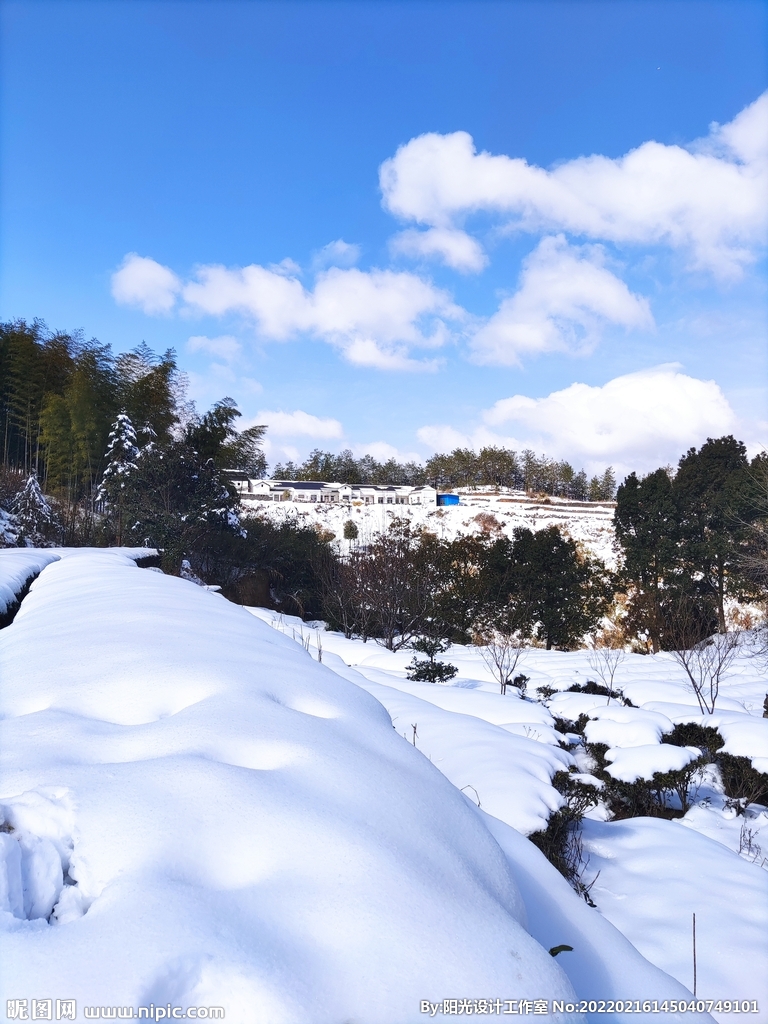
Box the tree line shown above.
[272,447,617,500]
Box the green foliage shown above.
[662,722,724,761]
[716,753,768,808]
[501,526,612,650]
[566,680,635,706]
[406,636,458,683]
[342,519,359,541]
[119,440,241,572]
[186,398,266,475]
[614,436,763,650]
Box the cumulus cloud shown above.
[380,93,768,279]
[389,227,488,273]
[186,335,242,361]
[181,262,462,370]
[312,239,361,270]
[418,366,740,476]
[471,236,653,365]
[254,409,344,440]
[111,253,181,314]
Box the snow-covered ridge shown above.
[0,550,60,618]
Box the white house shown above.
[229,476,438,507]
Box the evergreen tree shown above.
[673,436,756,632]
[505,526,611,650]
[13,473,54,546]
[98,413,139,544]
[614,469,682,652]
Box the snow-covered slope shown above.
[243,491,619,566]
[252,609,768,1023]
[0,552,724,1023]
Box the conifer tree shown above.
[14,473,54,546]
[98,413,139,544]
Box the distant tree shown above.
[406,636,458,683]
[343,519,359,541]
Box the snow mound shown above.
[604,745,702,783]
[0,551,579,1022]
[584,707,675,748]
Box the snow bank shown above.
[483,813,717,1023]
[0,551,580,1022]
[0,549,60,617]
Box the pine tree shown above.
[98,413,139,544]
[14,473,54,546]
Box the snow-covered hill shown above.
[242,491,619,567]
[0,551,732,1023]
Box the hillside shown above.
[242,490,619,568]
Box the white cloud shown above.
[186,335,242,361]
[312,239,361,270]
[111,253,181,314]
[254,409,344,440]
[418,366,740,476]
[483,366,738,474]
[182,262,462,370]
[389,227,488,273]
[343,338,441,372]
[471,236,653,365]
[380,93,768,279]
[269,257,302,277]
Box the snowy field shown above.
[0,551,765,1023]
[242,491,619,567]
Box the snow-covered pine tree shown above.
[98,413,139,544]
[14,473,54,546]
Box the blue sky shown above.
[1,0,766,476]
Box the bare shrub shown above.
[479,629,527,695]
[586,644,626,702]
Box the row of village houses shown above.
[227,474,454,506]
